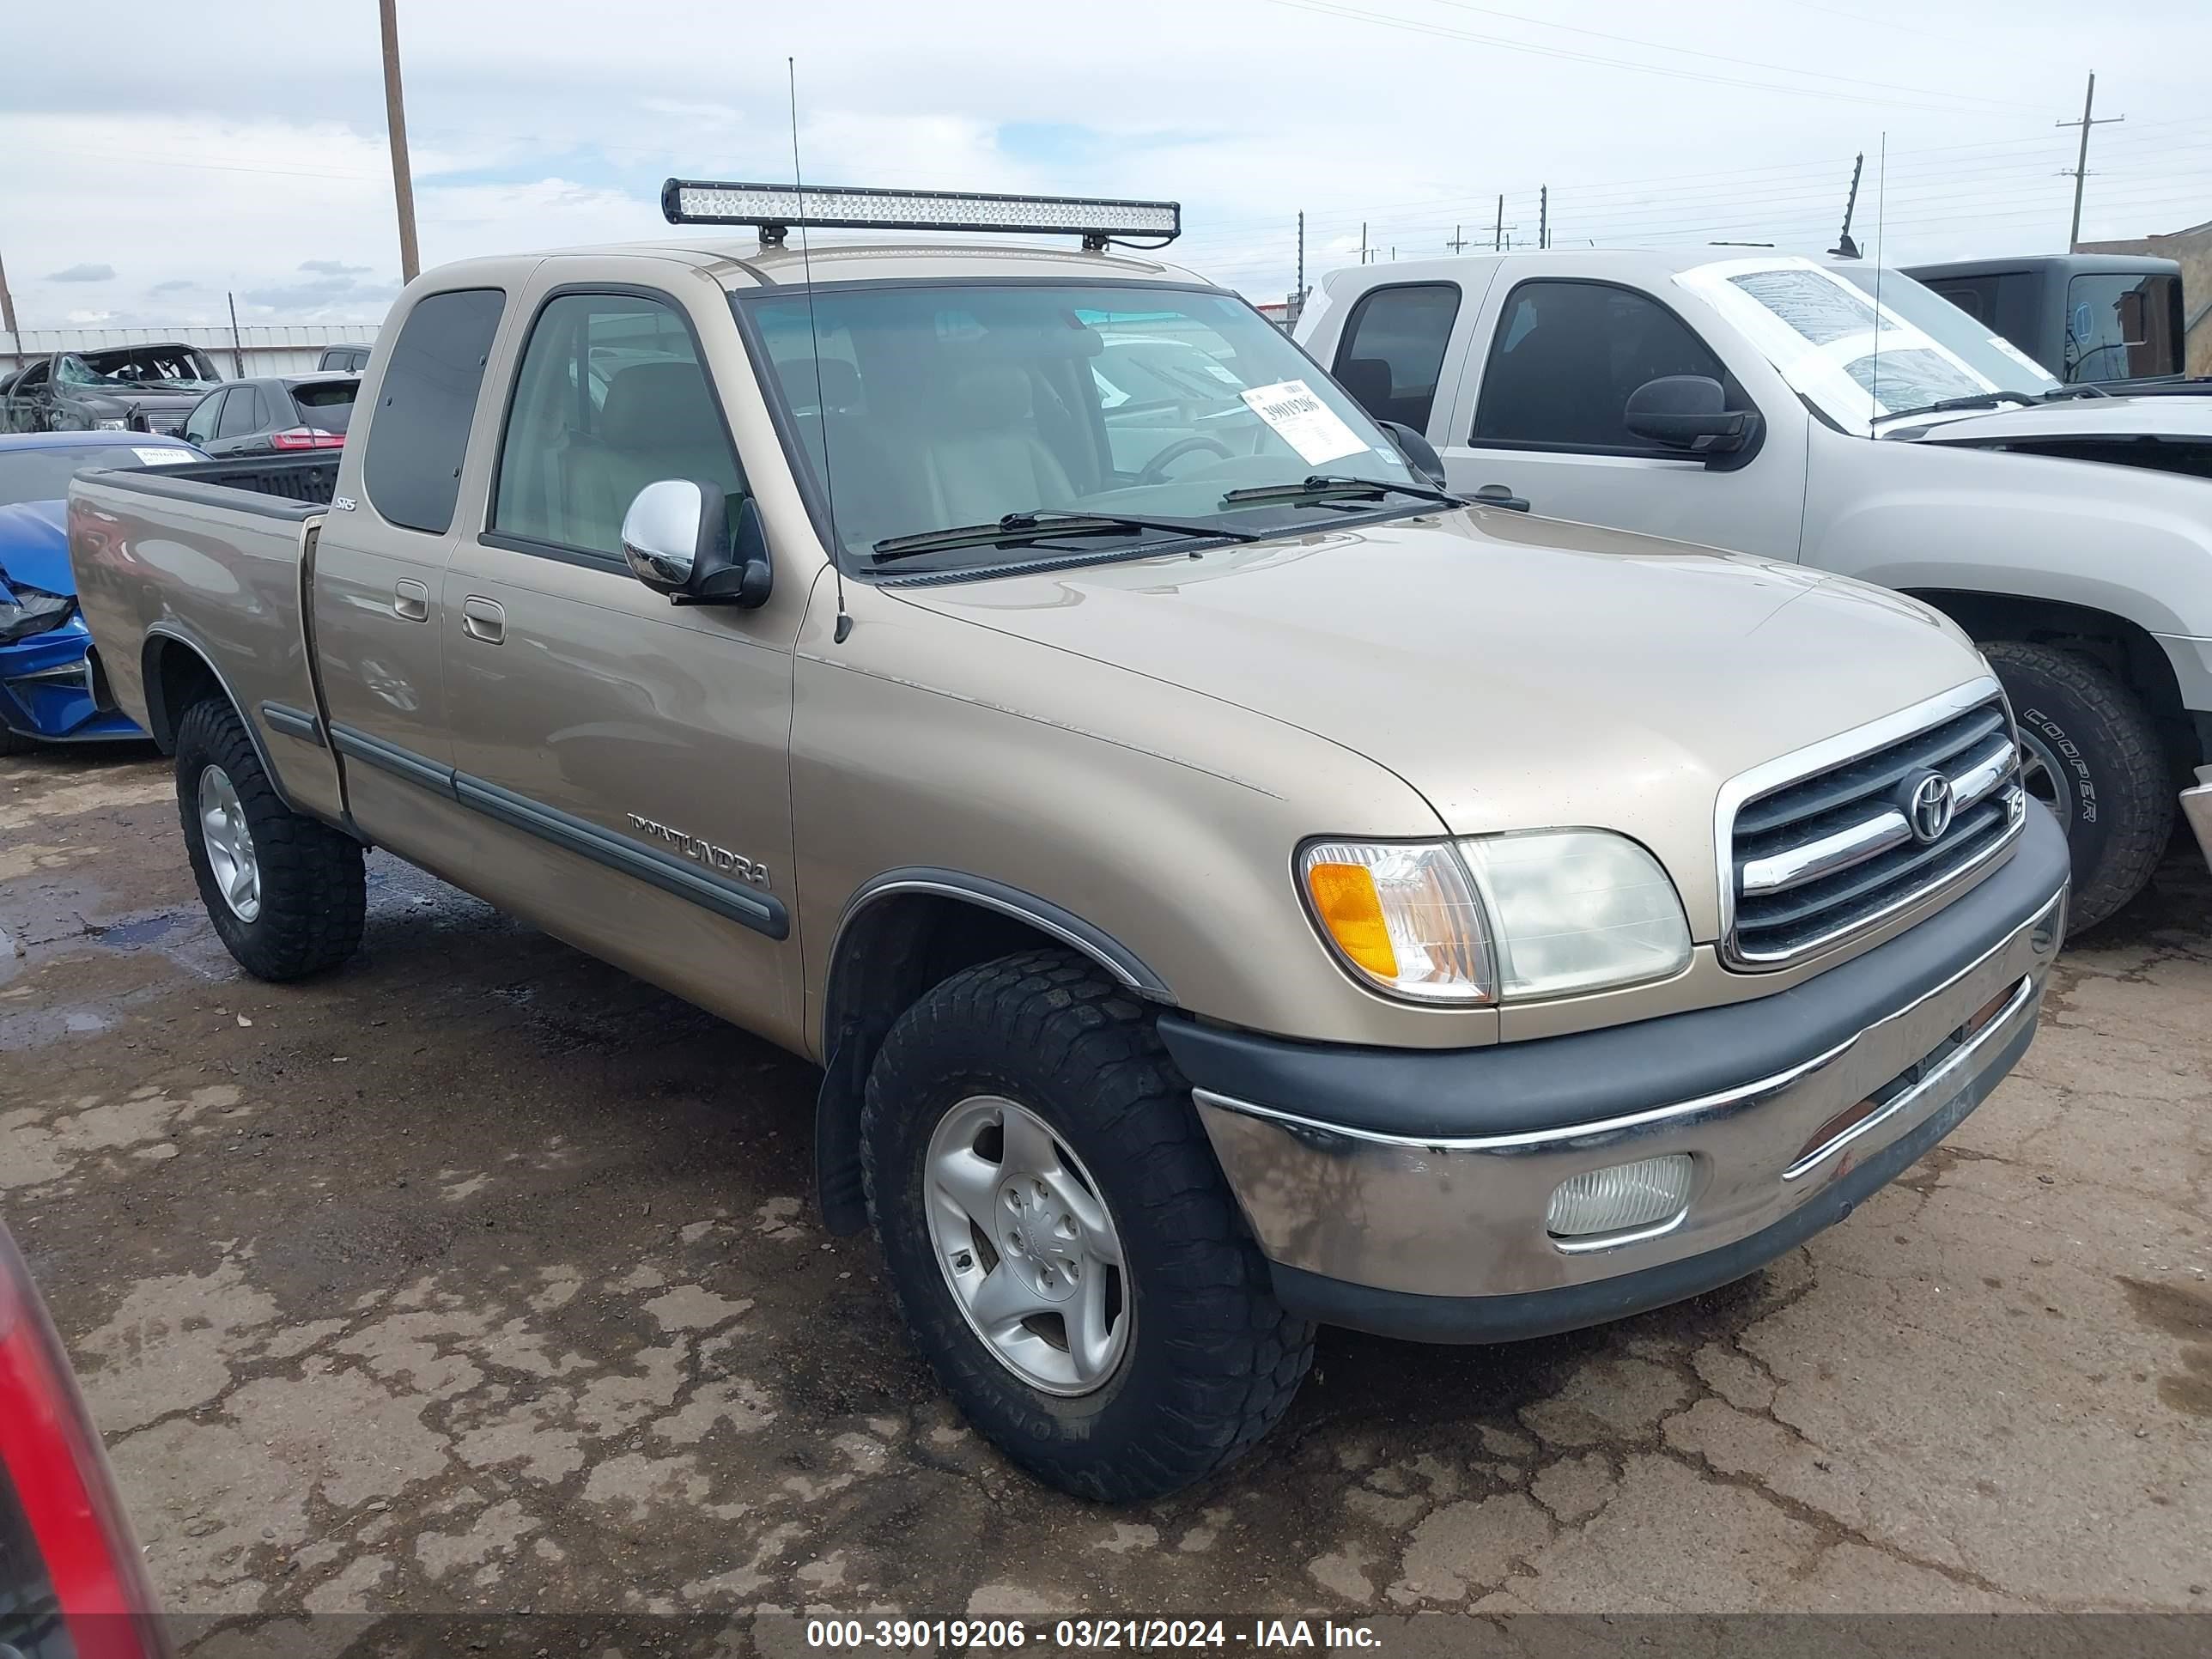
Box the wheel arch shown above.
[811,871,1173,1235]
[1902,588,2195,767]
[140,629,297,808]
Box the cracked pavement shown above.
[3,744,2208,1620]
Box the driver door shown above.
[440,273,806,1047]
[1437,268,1805,559]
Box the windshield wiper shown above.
[1885,390,2041,420]
[1218,474,1465,509]
[872,509,1261,563]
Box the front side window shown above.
[362,287,505,535]
[2065,272,2184,381]
[1333,282,1460,433]
[1473,281,1727,451]
[491,290,743,562]
[740,282,1416,568]
[183,392,222,447]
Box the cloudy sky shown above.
[4,0,2208,331]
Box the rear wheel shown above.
[861,948,1314,1501]
[1983,640,2172,933]
[174,697,366,980]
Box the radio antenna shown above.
[789,57,850,644]
[1868,132,1887,438]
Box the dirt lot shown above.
[3,743,2209,1625]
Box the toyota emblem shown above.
[1907,773,1955,844]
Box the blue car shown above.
[0,430,205,750]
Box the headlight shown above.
[1300,840,1494,1003]
[93,418,129,431]
[1457,830,1691,999]
[1299,830,1690,1005]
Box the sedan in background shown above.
[0,1221,168,1657]
[179,374,356,459]
[1,432,203,751]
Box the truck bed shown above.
[66,453,349,823]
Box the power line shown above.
[1259,0,2045,116]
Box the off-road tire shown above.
[0,725,39,757]
[861,948,1314,1501]
[175,696,365,980]
[1983,639,2172,933]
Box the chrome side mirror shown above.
[619,478,772,609]
[621,479,713,592]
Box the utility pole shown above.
[1831,153,1865,258]
[380,0,421,283]
[1296,210,1304,303]
[226,292,246,379]
[0,243,18,337]
[1446,224,1469,253]
[2057,72,2124,252]
[1493,194,1504,252]
[1358,221,1369,264]
[1539,185,1548,250]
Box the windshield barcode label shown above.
[1239,379,1367,466]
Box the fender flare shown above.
[139,625,293,809]
[812,869,1173,1235]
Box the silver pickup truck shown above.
[69,184,2069,1501]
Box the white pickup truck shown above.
[1298,251,2212,929]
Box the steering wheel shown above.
[1135,434,1237,484]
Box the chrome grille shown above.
[1726,692,2026,968]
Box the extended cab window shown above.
[491,291,744,562]
[363,287,505,535]
[1332,282,1459,433]
[2065,272,2184,381]
[1474,280,1729,452]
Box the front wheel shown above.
[1983,640,2173,933]
[861,949,1314,1501]
[175,697,366,980]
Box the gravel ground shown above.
[3,743,2208,1629]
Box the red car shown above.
[0,1224,167,1657]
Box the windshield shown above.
[738,282,1417,565]
[0,443,197,507]
[77,344,222,390]
[1674,256,2061,433]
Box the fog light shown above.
[1546,1155,1695,1240]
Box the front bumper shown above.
[0,625,142,744]
[1158,802,2069,1344]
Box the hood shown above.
[884,509,1987,860]
[0,500,72,594]
[1894,395,2212,446]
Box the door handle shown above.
[461,596,506,644]
[1473,483,1532,513]
[392,579,429,621]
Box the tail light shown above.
[269,428,343,450]
[0,1228,167,1658]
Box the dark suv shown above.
[180,374,358,457]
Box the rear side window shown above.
[183,391,222,446]
[1332,283,1460,433]
[363,288,505,534]
[1473,280,1729,452]
[216,386,264,439]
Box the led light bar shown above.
[660,179,1180,249]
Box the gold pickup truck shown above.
[67,184,2069,1501]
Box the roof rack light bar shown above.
[660,179,1180,251]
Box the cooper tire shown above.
[175,697,365,980]
[861,948,1314,1501]
[1984,640,2172,933]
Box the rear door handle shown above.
[392,579,429,621]
[461,596,506,644]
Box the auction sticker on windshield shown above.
[1239,379,1366,465]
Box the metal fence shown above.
[1,324,380,380]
